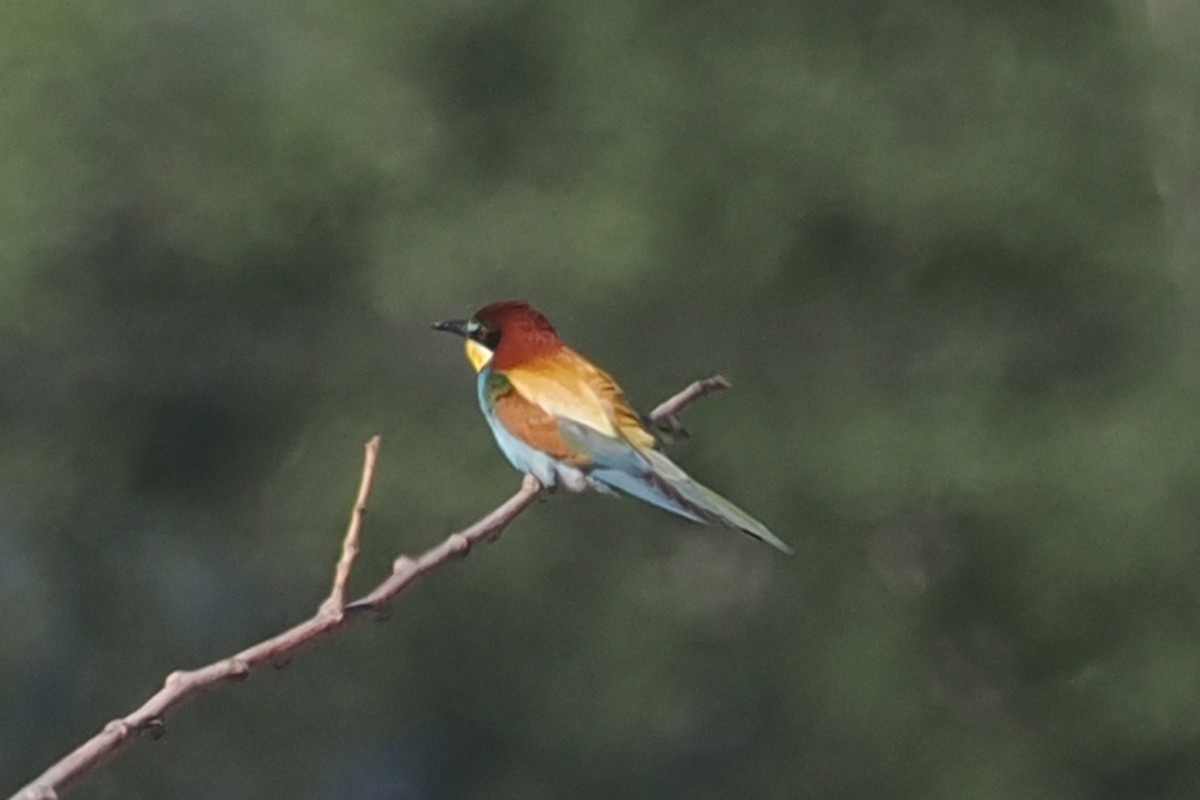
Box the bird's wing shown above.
[485,371,581,462]
[502,348,657,451]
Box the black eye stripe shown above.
[468,323,501,350]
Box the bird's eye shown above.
[467,320,501,350]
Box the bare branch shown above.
[344,471,543,615]
[648,374,730,419]
[647,374,730,436]
[9,376,729,800]
[321,435,382,616]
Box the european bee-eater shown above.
[433,301,791,554]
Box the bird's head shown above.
[433,300,563,372]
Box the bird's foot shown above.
[558,468,590,494]
[522,473,554,501]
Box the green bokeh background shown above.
[4,0,1200,797]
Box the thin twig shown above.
[344,472,543,615]
[646,374,731,439]
[648,374,730,421]
[10,376,729,800]
[321,435,381,616]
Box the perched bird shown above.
[433,301,792,554]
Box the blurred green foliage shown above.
[3,0,1200,797]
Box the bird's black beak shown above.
[432,319,470,338]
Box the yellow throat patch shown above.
[465,338,494,372]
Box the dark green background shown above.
[4,0,1200,797]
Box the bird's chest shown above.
[475,368,558,479]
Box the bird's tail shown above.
[591,449,793,555]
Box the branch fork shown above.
[11,375,731,800]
